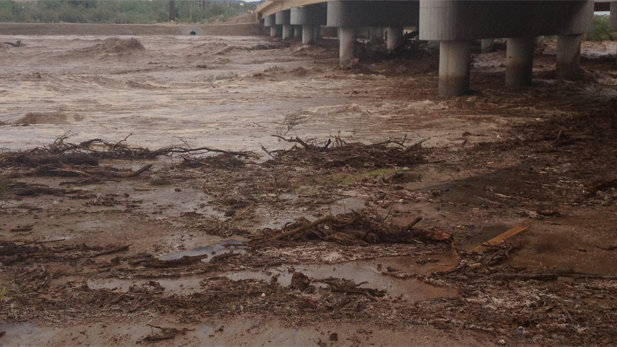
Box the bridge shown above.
[256,0,616,96]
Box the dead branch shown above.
[318,277,386,297]
[91,244,130,258]
[491,273,558,281]
[407,216,423,230]
[272,135,312,149]
[141,254,210,268]
[143,333,176,342]
[274,216,335,240]
[142,325,192,342]
[109,164,152,178]
[2,40,21,47]
[10,225,33,233]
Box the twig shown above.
[321,139,332,152]
[261,145,278,160]
[10,225,33,232]
[228,203,254,224]
[109,164,152,178]
[370,135,408,149]
[547,128,564,148]
[164,146,257,159]
[111,133,133,152]
[91,244,130,258]
[272,135,311,149]
[407,216,423,230]
[375,177,394,211]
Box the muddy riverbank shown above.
[1,29,617,346]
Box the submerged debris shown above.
[251,210,451,245]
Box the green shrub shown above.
[0,0,257,24]
[587,15,614,41]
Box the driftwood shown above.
[18,153,99,167]
[209,252,242,263]
[0,242,39,256]
[268,212,450,245]
[142,325,193,342]
[10,185,81,197]
[2,40,21,47]
[9,225,33,233]
[319,277,386,297]
[141,254,210,268]
[91,244,130,258]
[492,273,558,281]
[274,216,335,240]
[143,333,176,342]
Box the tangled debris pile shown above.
[0,132,257,185]
[413,243,617,346]
[267,135,426,169]
[251,211,449,245]
[1,110,617,345]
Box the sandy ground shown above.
[1,27,617,346]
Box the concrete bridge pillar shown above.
[420,0,592,96]
[282,25,293,39]
[328,1,419,65]
[294,26,302,38]
[291,5,327,45]
[340,27,357,65]
[302,25,315,44]
[506,37,535,86]
[387,27,404,51]
[264,14,280,37]
[439,40,471,96]
[556,34,582,80]
[314,26,321,40]
[481,39,495,53]
[276,10,292,39]
[270,26,280,37]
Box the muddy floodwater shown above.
[1,27,617,346]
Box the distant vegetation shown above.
[0,0,256,24]
[587,15,614,41]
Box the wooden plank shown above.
[472,226,529,253]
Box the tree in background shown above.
[0,0,256,24]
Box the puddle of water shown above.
[222,254,458,302]
[60,252,458,303]
[158,240,246,262]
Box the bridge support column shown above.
[276,10,291,39]
[506,37,535,86]
[327,1,419,65]
[314,26,320,40]
[340,27,357,66]
[294,26,301,38]
[302,25,315,44]
[282,25,292,39]
[291,5,326,43]
[439,40,471,96]
[481,39,495,53]
[387,27,404,51]
[270,26,280,37]
[556,34,582,80]
[264,14,279,37]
